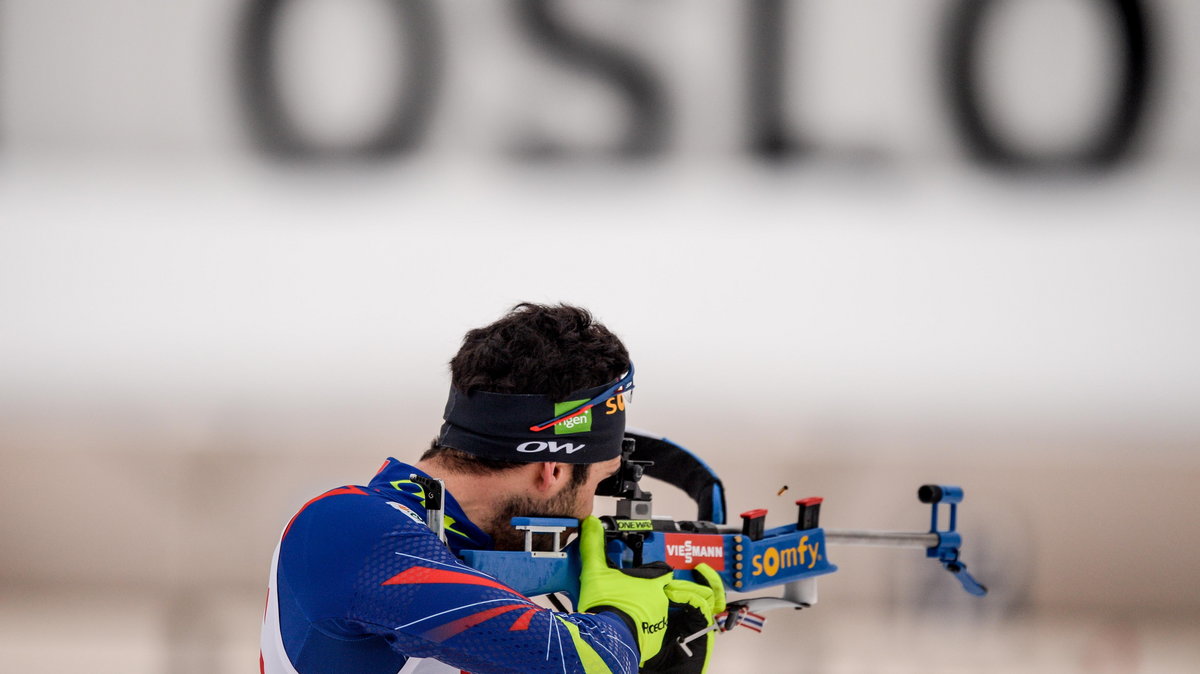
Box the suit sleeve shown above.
[288,492,641,674]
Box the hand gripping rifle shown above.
[457,430,987,649]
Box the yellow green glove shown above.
[576,516,675,664]
[648,562,726,674]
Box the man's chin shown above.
[486,486,586,551]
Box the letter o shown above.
[237,0,441,160]
[763,547,779,577]
[517,441,548,453]
[943,0,1152,171]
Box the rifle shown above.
[420,430,987,645]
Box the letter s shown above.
[514,0,666,156]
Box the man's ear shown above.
[532,461,569,494]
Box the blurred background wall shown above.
[1,1,1198,672]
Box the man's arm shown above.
[284,492,641,674]
[344,523,640,674]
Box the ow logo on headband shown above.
[516,441,586,454]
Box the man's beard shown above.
[484,482,584,552]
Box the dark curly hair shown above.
[423,303,630,484]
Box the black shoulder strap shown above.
[624,428,727,524]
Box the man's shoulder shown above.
[276,482,438,593]
[283,459,429,532]
[284,482,428,540]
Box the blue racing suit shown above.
[260,458,640,674]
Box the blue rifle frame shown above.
[461,483,984,611]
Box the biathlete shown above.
[261,303,724,673]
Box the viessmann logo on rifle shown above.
[663,534,725,570]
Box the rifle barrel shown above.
[824,529,938,548]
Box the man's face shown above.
[565,455,623,520]
[487,457,623,551]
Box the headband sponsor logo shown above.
[552,399,592,435]
[604,392,628,415]
[516,441,586,454]
[664,533,726,570]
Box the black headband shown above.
[436,367,634,464]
